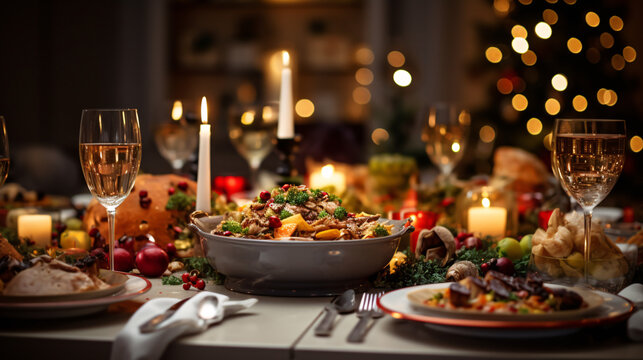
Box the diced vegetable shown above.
[315,229,341,240]
[281,213,314,232]
[221,220,243,233]
[274,223,298,238]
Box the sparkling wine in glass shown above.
[552,119,626,285]
[228,103,278,192]
[0,116,9,187]
[421,104,470,181]
[79,109,141,271]
[154,101,198,172]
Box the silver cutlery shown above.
[139,296,194,333]
[314,289,356,336]
[347,291,384,343]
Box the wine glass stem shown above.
[107,207,116,271]
[249,165,258,193]
[583,209,593,284]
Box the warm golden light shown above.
[485,47,503,63]
[497,78,513,94]
[262,106,276,123]
[609,16,624,31]
[295,99,315,118]
[393,69,412,87]
[545,98,561,115]
[236,82,257,104]
[611,54,625,70]
[371,128,390,145]
[521,50,537,66]
[630,136,643,153]
[544,132,553,151]
[494,0,510,14]
[518,0,532,5]
[623,46,637,63]
[171,100,183,121]
[482,197,491,208]
[600,32,614,49]
[387,51,406,67]
[512,37,529,54]
[543,9,558,24]
[572,95,588,112]
[567,38,582,54]
[451,142,461,153]
[551,74,568,91]
[353,87,371,105]
[355,68,374,85]
[605,90,618,106]
[479,125,496,143]
[355,47,374,65]
[321,164,335,178]
[563,0,576,4]
[526,117,543,135]
[512,94,528,111]
[585,12,600,27]
[511,25,528,38]
[240,111,255,125]
[200,96,208,124]
[535,22,552,39]
[282,51,290,67]
[597,88,608,105]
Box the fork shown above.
[347,291,384,343]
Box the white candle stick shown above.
[467,197,507,237]
[277,50,294,139]
[18,215,52,248]
[196,96,211,212]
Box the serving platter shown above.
[0,272,151,319]
[378,283,634,337]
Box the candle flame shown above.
[482,197,490,208]
[201,96,208,124]
[282,51,290,67]
[321,164,334,178]
[171,100,183,121]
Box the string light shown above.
[597,88,607,104]
[563,0,576,4]
[545,98,561,115]
[609,16,624,31]
[526,118,543,135]
[371,128,390,145]
[631,136,643,153]
[518,0,532,4]
[480,125,496,143]
[521,50,537,66]
[535,22,552,39]
[512,37,529,54]
[355,47,374,65]
[387,51,406,67]
[543,9,558,25]
[393,69,412,87]
[355,68,374,85]
[353,87,371,104]
[612,54,625,70]
[567,38,582,54]
[485,47,503,63]
[497,78,513,94]
[572,95,588,112]
[623,46,637,62]
[544,132,553,151]
[551,74,568,91]
[295,99,315,118]
[511,25,528,38]
[494,0,510,14]
[512,94,528,111]
[585,12,600,27]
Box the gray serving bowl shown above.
[189,213,413,296]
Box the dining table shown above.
[1,277,642,360]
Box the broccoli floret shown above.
[221,220,243,233]
[373,224,390,237]
[318,210,329,219]
[279,209,293,220]
[333,206,347,220]
[286,189,309,205]
[241,228,249,235]
[311,189,323,198]
[273,194,286,204]
[328,194,342,204]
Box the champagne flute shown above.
[421,104,470,182]
[551,119,626,285]
[79,109,142,271]
[154,122,198,173]
[0,116,9,187]
[228,102,278,192]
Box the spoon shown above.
[314,289,356,336]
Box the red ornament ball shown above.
[135,246,169,277]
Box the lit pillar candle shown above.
[17,214,52,248]
[196,96,211,212]
[60,230,91,250]
[277,50,294,139]
[467,197,507,237]
[309,164,346,194]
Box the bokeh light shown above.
[511,25,528,38]
[485,47,503,63]
[518,0,532,5]
[600,32,614,48]
[612,54,625,70]
[535,22,552,39]
[494,0,510,14]
[171,100,183,121]
[355,47,374,65]
[355,68,374,85]
[609,16,624,31]
[295,99,315,118]
[551,74,568,91]
[545,98,561,115]
[479,125,496,143]
[585,12,600,27]
[586,48,601,64]
[240,111,255,125]
[597,88,607,104]
[521,50,537,66]
[543,9,558,25]
[630,136,643,153]
[353,87,371,105]
[371,128,390,145]
[572,95,588,112]
[544,132,553,151]
[623,46,637,62]
[387,50,406,67]
[512,37,529,54]
[451,142,461,153]
[393,69,412,87]
[567,38,582,54]
[497,78,513,94]
[512,94,528,111]
[526,118,543,135]
[597,88,618,106]
[563,0,576,4]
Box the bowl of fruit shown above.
[189,185,414,296]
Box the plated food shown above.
[212,185,392,241]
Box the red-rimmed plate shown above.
[378,283,634,337]
[0,273,151,319]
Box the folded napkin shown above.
[111,291,257,360]
[618,283,643,342]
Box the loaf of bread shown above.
[493,146,550,193]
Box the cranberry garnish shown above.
[55,223,67,234]
[178,181,188,191]
[321,191,328,197]
[347,212,355,218]
[480,262,489,274]
[168,187,176,195]
[195,279,205,290]
[259,190,271,201]
[268,216,282,228]
[190,274,198,283]
[51,231,58,239]
[182,283,191,290]
[139,190,148,198]
[222,230,233,236]
[88,228,100,238]
[181,273,190,283]
[173,226,183,234]
[140,198,152,209]
[281,184,291,192]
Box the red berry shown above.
[168,187,176,195]
[268,216,282,228]
[480,262,489,274]
[222,230,233,236]
[181,273,190,283]
[259,190,271,201]
[195,279,205,290]
[281,184,291,192]
[178,181,188,191]
[89,228,99,237]
[182,283,191,290]
[166,243,177,258]
[139,190,148,198]
[51,232,58,239]
[347,212,355,218]
[266,198,274,206]
[140,198,152,209]
[321,191,328,197]
[55,223,67,233]
[190,275,198,283]
[173,226,183,234]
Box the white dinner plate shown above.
[0,273,151,319]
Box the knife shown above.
[139,296,193,333]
